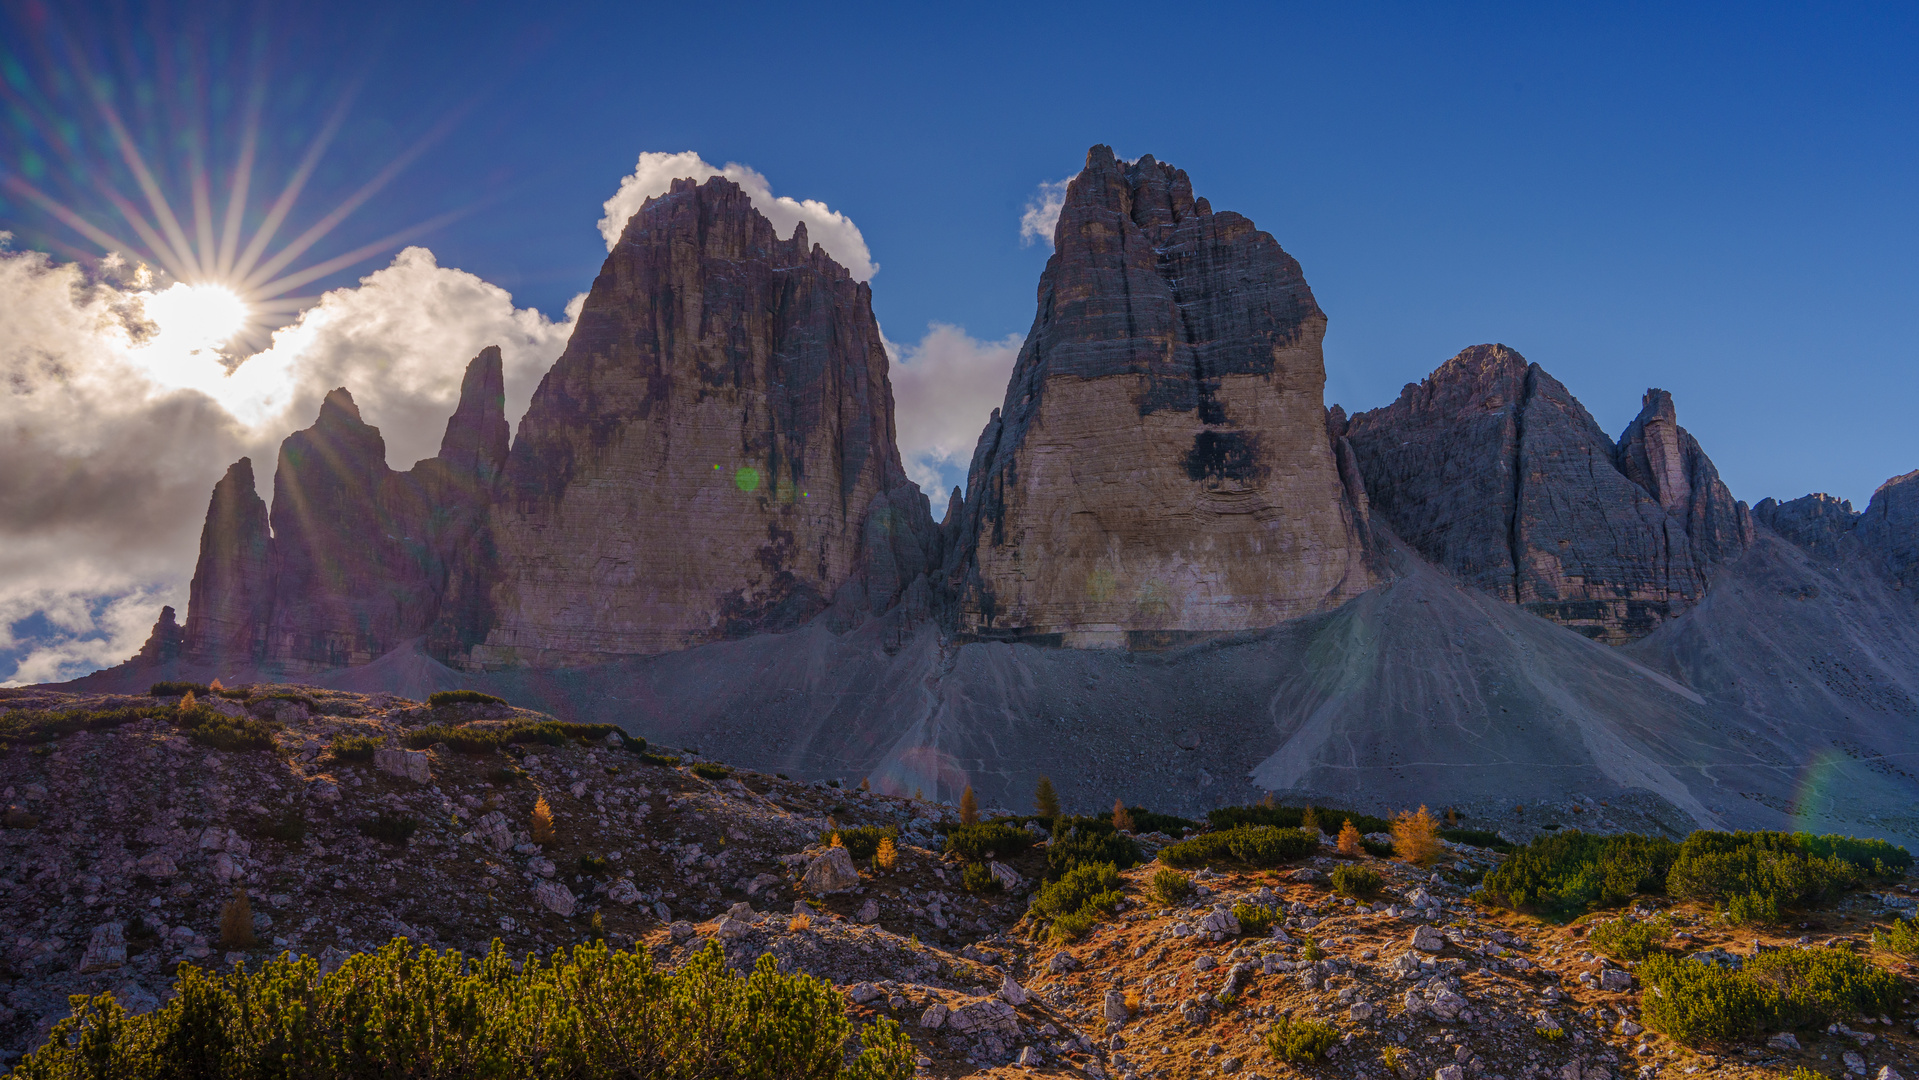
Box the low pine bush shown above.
[329,734,381,762]
[1639,947,1900,1043]
[1034,862,1124,940]
[1264,1014,1339,1063]
[402,720,624,754]
[1233,902,1280,935]
[1873,916,1919,957]
[427,689,506,707]
[1476,830,1680,919]
[1667,831,1892,919]
[961,862,1002,894]
[943,821,1035,863]
[1439,827,1514,852]
[1586,917,1669,961]
[1158,826,1316,869]
[1331,864,1382,899]
[1148,868,1194,905]
[16,940,915,1079]
[690,762,730,780]
[149,681,209,697]
[1047,824,1142,877]
[1210,802,1392,835]
[824,825,899,861]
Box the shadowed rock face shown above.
[182,458,273,660]
[464,175,921,668]
[1754,492,1859,559]
[264,388,437,670]
[1858,471,1919,591]
[1343,345,1751,644]
[946,145,1375,647]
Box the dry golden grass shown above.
[790,912,811,931]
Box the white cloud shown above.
[598,151,878,280]
[1019,178,1072,248]
[888,323,1023,499]
[0,243,577,684]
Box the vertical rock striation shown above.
[1343,345,1750,644]
[461,175,925,668]
[945,146,1375,647]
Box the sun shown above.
[142,282,250,351]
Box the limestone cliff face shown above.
[1754,493,1860,559]
[182,458,273,659]
[1342,345,1751,644]
[1858,471,1919,592]
[946,146,1375,647]
[463,176,922,667]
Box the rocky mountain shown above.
[1339,345,1752,644]
[945,146,1375,647]
[463,175,934,668]
[66,148,1919,849]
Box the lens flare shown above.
[143,283,249,351]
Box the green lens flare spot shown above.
[734,467,762,493]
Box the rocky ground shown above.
[5,685,1919,1080]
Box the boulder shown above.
[533,881,576,917]
[1198,906,1241,937]
[856,898,880,923]
[79,923,126,973]
[801,847,861,894]
[1411,925,1446,953]
[1102,989,1128,1021]
[605,878,641,905]
[375,748,431,783]
[1001,975,1030,1006]
[946,998,1019,1038]
[473,811,513,852]
[134,853,177,878]
[920,1003,948,1030]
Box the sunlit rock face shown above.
[182,458,274,660]
[1342,345,1752,644]
[945,145,1376,648]
[1857,470,1919,591]
[462,176,923,668]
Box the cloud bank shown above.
[888,324,1022,501]
[0,242,577,684]
[598,151,878,280]
[1020,178,1072,248]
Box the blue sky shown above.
[7,0,1917,503]
[2,0,1916,681]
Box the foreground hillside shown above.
[7,687,1919,1080]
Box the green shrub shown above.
[1331,864,1382,899]
[1159,826,1316,869]
[1047,824,1142,877]
[329,734,381,762]
[358,813,419,845]
[826,825,899,862]
[944,821,1035,863]
[1130,808,1200,835]
[1476,831,1679,918]
[1299,937,1325,962]
[1439,827,1514,851]
[174,706,282,753]
[15,939,913,1080]
[1799,833,1913,876]
[1360,837,1395,858]
[1668,831,1877,918]
[1874,916,1919,957]
[579,855,611,877]
[1,704,172,745]
[427,689,507,707]
[640,752,681,768]
[1586,917,1668,961]
[1233,903,1280,935]
[1148,868,1194,905]
[1033,861,1124,939]
[1639,947,1900,1044]
[402,720,621,754]
[1210,802,1392,836]
[961,862,1002,894]
[690,763,730,780]
[247,810,308,845]
[1264,1014,1339,1064]
[148,681,210,697]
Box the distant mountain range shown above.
[67,147,1919,845]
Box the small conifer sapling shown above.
[959,785,978,826]
[876,836,898,872]
[1337,819,1364,857]
[1112,798,1135,833]
[1035,775,1060,821]
[1392,805,1442,867]
[531,796,557,844]
[219,888,257,950]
